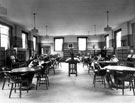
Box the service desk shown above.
[66,58,80,76]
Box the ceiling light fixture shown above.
[45,25,49,39]
[94,25,96,36]
[31,13,38,35]
[104,11,112,32]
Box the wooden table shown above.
[11,67,41,88]
[11,67,41,73]
[104,65,135,71]
[98,61,118,67]
[103,65,135,88]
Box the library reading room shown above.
[0,0,135,103]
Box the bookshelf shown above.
[0,47,5,68]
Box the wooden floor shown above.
[0,63,135,103]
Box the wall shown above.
[108,18,135,61]
[40,35,105,57]
[0,17,34,62]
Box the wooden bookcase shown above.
[17,49,26,63]
[0,47,5,68]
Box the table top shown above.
[66,57,80,63]
[11,66,41,73]
[104,65,135,71]
[98,61,118,63]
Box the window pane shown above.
[0,24,9,50]
[116,31,121,48]
[33,36,36,50]
[106,36,109,48]
[0,25,9,34]
[55,38,63,51]
[22,33,26,48]
[1,34,8,49]
[78,38,86,51]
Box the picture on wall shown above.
[68,43,74,48]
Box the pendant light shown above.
[31,13,38,35]
[94,25,96,36]
[104,11,112,31]
[45,25,49,39]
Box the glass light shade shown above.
[104,25,112,31]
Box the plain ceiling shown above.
[1,0,135,36]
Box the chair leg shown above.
[8,78,10,87]
[2,78,6,90]
[46,76,49,86]
[76,67,77,76]
[14,83,17,93]
[26,81,29,93]
[122,81,124,95]
[68,68,70,77]
[9,83,14,98]
[53,68,55,74]
[36,77,39,90]
[93,75,96,87]
[45,80,48,90]
[103,77,106,88]
[20,83,22,98]
[131,81,135,96]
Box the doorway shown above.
[42,46,51,54]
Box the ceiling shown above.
[1,0,135,36]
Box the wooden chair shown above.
[36,63,49,90]
[92,62,106,88]
[88,59,93,74]
[9,73,29,98]
[1,67,11,90]
[115,71,135,95]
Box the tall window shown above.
[22,32,28,49]
[131,23,135,46]
[78,37,87,51]
[0,24,10,49]
[54,38,64,51]
[116,30,122,48]
[33,36,37,51]
[105,35,109,48]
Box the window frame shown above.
[0,23,10,50]
[22,31,28,49]
[105,34,109,48]
[54,37,64,51]
[114,29,122,48]
[77,37,87,51]
[33,36,37,51]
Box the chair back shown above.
[93,62,102,70]
[1,67,11,76]
[92,62,106,76]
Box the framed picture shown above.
[68,43,74,48]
